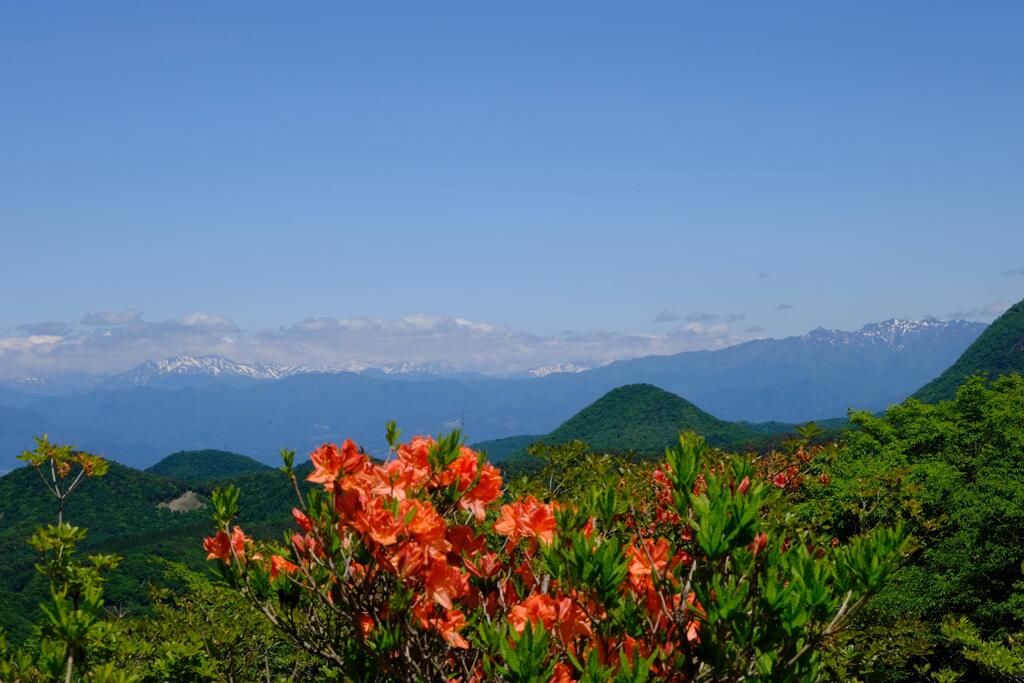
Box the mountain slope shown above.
[913,300,1024,403]
[476,384,790,462]
[0,460,301,643]
[542,384,759,452]
[146,449,272,479]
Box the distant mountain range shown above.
[0,357,480,395]
[0,317,987,469]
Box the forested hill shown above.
[474,384,800,462]
[542,383,764,452]
[0,455,301,644]
[146,449,272,479]
[914,298,1024,403]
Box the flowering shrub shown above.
[205,425,910,681]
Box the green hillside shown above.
[472,434,542,461]
[541,383,760,453]
[480,384,821,466]
[0,459,300,644]
[914,298,1024,403]
[146,448,271,479]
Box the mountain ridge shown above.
[913,300,1024,402]
[0,317,987,469]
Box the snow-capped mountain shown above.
[524,360,611,378]
[361,362,461,376]
[98,355,331,388]
[800,318,983,350]
[93,356,470,390]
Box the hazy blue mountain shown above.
[0,372,104,396]
[568,318,985,422]
[0,319,985,470]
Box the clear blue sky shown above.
[1,2,1022,374]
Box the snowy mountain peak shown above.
[526,360,610,378]
[124,355,293,381]
[802,318,982,350]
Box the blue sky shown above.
[1,2,1022,375]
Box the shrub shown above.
[205,425,910,681]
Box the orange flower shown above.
[446,525,486,558]
[424,558,469,609]
[551,663,575,683]
[509,593,557,633]
[397,435,434,471]
[414,603,470,649]
[292,532,322,558]
[206,525,249,562]
[352,498,407,547]
[203,530,231,562]
[358,613,375,637]
[269,554,299,579]
[458,462,503,522]
[436,609,469,649]
[465,551,502,579]
[627,538,670,581]
[292,508,312,532]
[230,525,249,561]
[307,439,365,489]
[553,595,593,643]
[494,496,556,545]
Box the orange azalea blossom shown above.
[373,458,425,500]
[465,551,502,580]
[203,525,249,562]
[627,537,671,582]
[446,525,486,559]
[494,496,557,545]
[457,462,503,521]
[291,532,322,558]
[358,613,374,637]
[269,554,299,580]
[397,435,434,472]
[509,593,558,633]
[203,530,231,562]
[551,663,575,683]
[307,439,366,489]
[351,498,408,546]
[292,507,312,532]
[424,558,470,609]
[439,448,481,490]
[553,594,594,643]
[413,602,470,649]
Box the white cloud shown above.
[0,335,64,352]
[0,310,751,379]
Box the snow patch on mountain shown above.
[526,360,611,377]
[800,318,983,351]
